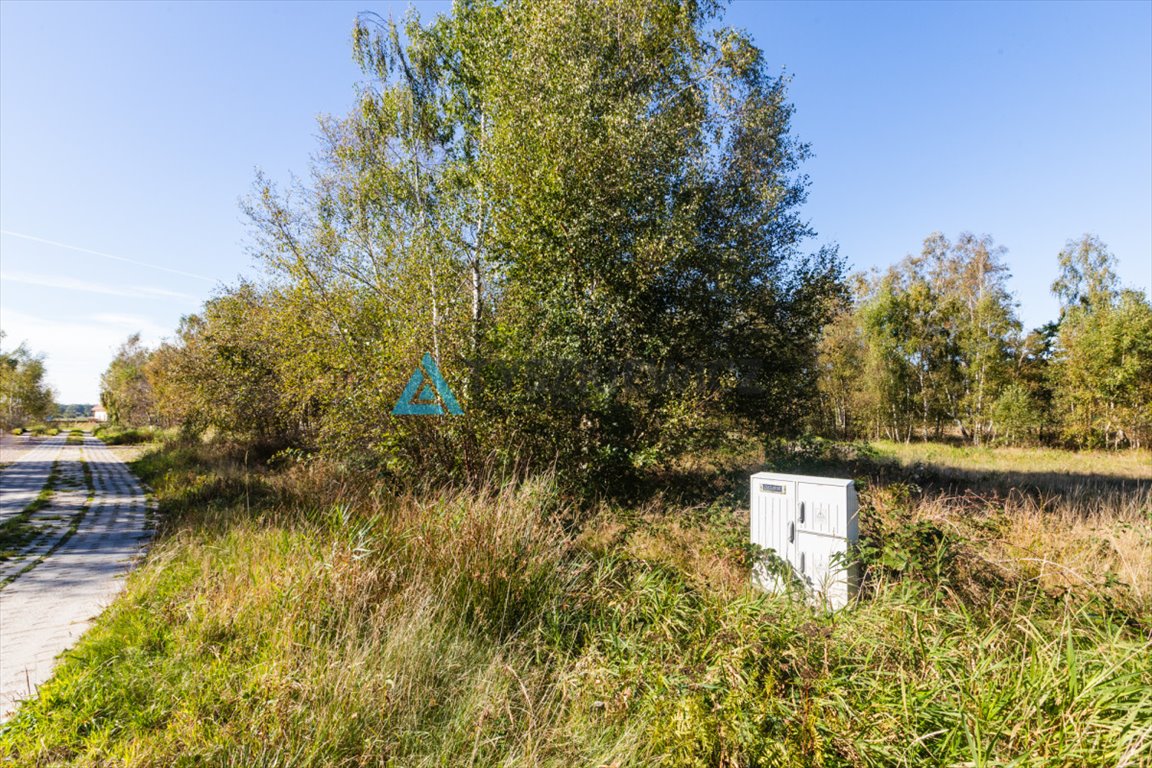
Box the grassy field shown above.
[870,439,1151,480]
[1,440,1149,766]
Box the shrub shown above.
[94,425,166,445]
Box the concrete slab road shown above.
[0,434,67,525]
[0,434,151,722]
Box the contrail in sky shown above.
[0,229,216,282]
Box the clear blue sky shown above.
[2,0,1149,403]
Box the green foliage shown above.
[99,333,156,427]
[55,403,94,419]
[145,284,298,450]
[991,382,1045,445]
[815,231,1151,450]
[1051,233,1120,311]
[820,233,1020,444]
[0,333,56,429]
[93,424,166,446]
[1049,236,1152,448]
[129,0,844,487]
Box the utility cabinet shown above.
[749,472,859,610]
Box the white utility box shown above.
[750,472,859,610]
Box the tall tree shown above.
[100,334,154,426]
[1051,233,1120,312]
[815,279,866,439]
[829,233,1020,443]
[243,0,844,480]
[857,270,920,441]
[1002,321,1058,444]
[945,233,1019,444]
[146,285,298,447]
[0,333,55,428]
[1050,235,1152,447]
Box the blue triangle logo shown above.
[392,353,464,416]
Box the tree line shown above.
[815,233,1151,448]
[96,0,1151,482]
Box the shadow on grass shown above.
[130,436,1149,540]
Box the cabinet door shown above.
[796,482,848,538]
[750,479,796,591]
[796,531,852,610]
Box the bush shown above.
[10,427,23,436]
[93,425,165,445]
[992,383,1045,446]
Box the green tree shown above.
[147,284,299,448]
[1008,321,1058,444]
[1050,236,1152,448]
[829,233,1020,444]
[1051,233,1120,311]
[991,383,1044,445]
[945,233,1019,444]
[815,282,865,439]
[242,0,844,482]
[856,270,920,441]
[0,333,55,428]
[100,334,154,426]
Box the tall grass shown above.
[2,441,1149,766]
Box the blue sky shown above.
[1,0,1149,403]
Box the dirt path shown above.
[0,435,151,721]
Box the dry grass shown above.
[872,440,1152,480]
[860,484,1152,623]
[860,439,1152,622]
[998,494,1152,610]
[100,443,159,463]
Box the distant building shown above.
[93,405,109,422]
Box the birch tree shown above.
[235,0,843,479]
[1050,236,1152,447]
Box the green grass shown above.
[1,442,1149,766]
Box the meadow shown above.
[1,439,1149,767]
